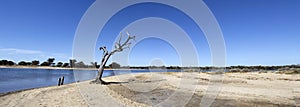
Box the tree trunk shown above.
[92,54,111,84]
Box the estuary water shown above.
[0,68,180,93]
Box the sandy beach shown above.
[1,72,299,107]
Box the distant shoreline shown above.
[1,65,299,74]
[0,66,148,71]
[0,65,96,70]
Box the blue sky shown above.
[205,0,300,65]
[0,0,299,66]
[0,0,94,63]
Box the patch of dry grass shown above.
[276,69,300,74]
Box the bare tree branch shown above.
[118,32,122,44]
[111,32,135,54]
[99,46,108,64]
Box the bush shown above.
[276,68,300,74]
[228,68,251,73]
[109,62,121,68]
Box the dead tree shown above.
[91,32,135,84]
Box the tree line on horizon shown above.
[0,58,299,70]
[0,58,121,69]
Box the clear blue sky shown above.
[0,0,299,66]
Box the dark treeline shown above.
[0,58,299,71]
[0,58,121,69]
[0,58,91,68]
[118,65,300,71]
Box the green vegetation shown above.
[0,58,299,72]
[0,58,93,68]
[0,58,123,69]
[276,68,300,74]
[109,62,121,68]
[0,60,14,66]
[31,60,39,66]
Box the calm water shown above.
[0,68,180,93]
